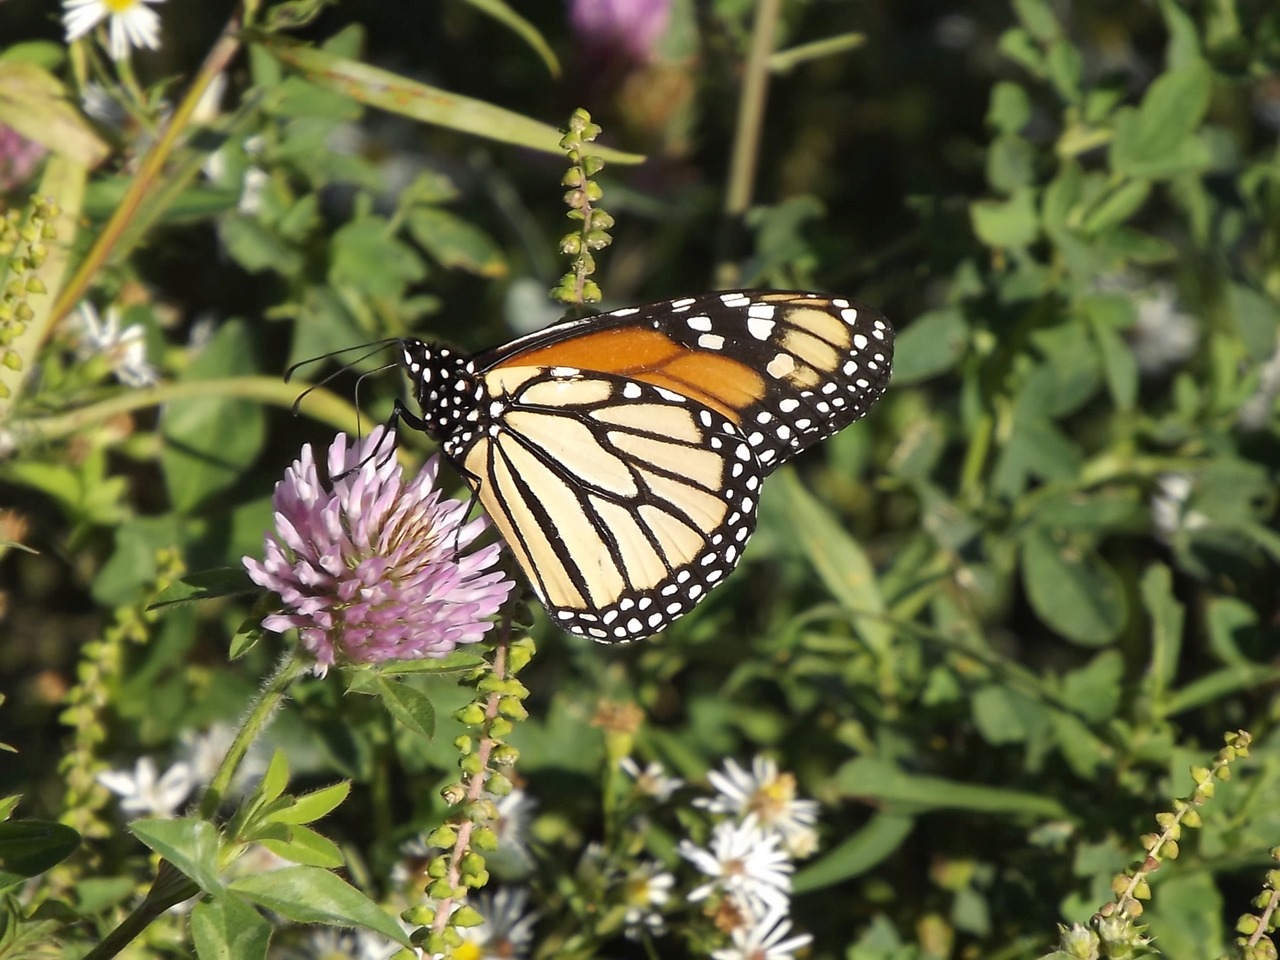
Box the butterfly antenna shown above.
[287,339,400,416]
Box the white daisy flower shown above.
[622,861,675,939]
[679,820,793,922]
[96,756,194,818]
[712,910,813,960]
[455,887,537,959]
[620,757,684,802]
[697,756,820,858]
[75,302,158,387]
[63,0,166,61]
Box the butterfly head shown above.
[398,339,481,445]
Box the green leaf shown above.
[463,0,561,77]
[259,750,290,805]
[1021,530,1127,646]
[1079,295,1138,411]
[219,217,306,276]
[229,866,412,945]
[1080,179,1151,234]
[161,321,267,513]
[971,686,1051,746]
[375,677,436,743]
[1012,0,1060,40]
[149,568,256,610]
[997,27,1043,74]
[1204,596,1256,664]
[987,82,1031,134]
[1046,41,1083,103]
[130,819,222,895]
[328,217,426,300]
[191,895,272,960]
[1141,565,1184,705]
[892,309,968,384]
[229,614,266,661]
[252,35,643,165]
[792,813,915,892]
[1060,650,1124,722]
[1142,871,1225,957]
[266,781,351,826]
[407,208,508,278]
[0,62,108,166]
[986,135,1036,194]
[371,651,489,675]
[970,189,1039,248]
[1110,60,1213,179]
[257,825,344,868]
[0,821,80,889]
[776,471,890,657]
[831,757,1069,818]
[1162,664,1280,716]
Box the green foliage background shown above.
[2,0,1279,957]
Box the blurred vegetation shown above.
[1,0,1279,957]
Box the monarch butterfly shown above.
[394,291,894,642]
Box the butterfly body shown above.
[398,291,894,642]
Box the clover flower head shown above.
[244,428,514,676]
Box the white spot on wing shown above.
[686,315,713,332]
[748,317,776,340]
[698,333,725,350]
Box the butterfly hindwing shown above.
[457,365,762,642]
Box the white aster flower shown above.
[679,820,793,922]
[622,860,675,939]
[620,757,684,802]
[1130,282,1199,375]
[455,887,537,960]
[63,0,166,61]
[712,910,813,960]
[697,756,820,858]
[1150,473,1208,543]
[177,724,267,794]
[75,302,158,387]
[97,756,194,818]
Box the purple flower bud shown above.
[569,0,672,66]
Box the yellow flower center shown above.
[747,772,796,825]
[104,0,143,12]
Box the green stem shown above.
[83,656,305,960]
[81,861,199,960]
[7,377,366,450]
[714,0,783,289]
[51,3,247,326]
[200,653,308,818]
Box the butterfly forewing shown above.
[485,291,894,474]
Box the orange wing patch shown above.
[506,327,764,423]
